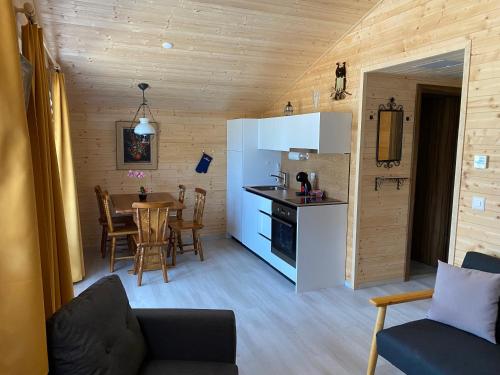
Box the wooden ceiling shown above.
[374,50,465,80]
[36,0,378,113]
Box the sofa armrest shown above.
[133,308,236,363]
[370,289,434,307]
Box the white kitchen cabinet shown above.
[258,117,288,151]
[242,190,272,258]
[258,112,351,154]
[227,119,243,151]
[258,210,271,240]
[241,190,298,280]
[226,119,280,241]
[226,150,243,240]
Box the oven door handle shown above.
[270,214,294,228]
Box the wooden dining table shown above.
[110,192,186,272]
[111,192,185,214]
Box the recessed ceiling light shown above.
[162,41,173,49]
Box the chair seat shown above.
[99,214,134,226]
[169,220,203,231]
[108,223,138,236]
[140,360,238,375]
[377,319,500,375]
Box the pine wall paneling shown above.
[70,107,234,251]
[264,0,500,288]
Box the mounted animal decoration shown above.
[331,62,351,100]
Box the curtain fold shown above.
[52,72,85,282]
[0,4,48,374]
[22,22,74,317]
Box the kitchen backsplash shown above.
[280,152,350,202]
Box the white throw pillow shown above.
[427,261,500,343]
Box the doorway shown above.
[408,85,461,275]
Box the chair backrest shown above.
[102,191,116,233]
[462,251,500,274]
[94,185,106,224]
[176,184,186,219]
[193,188,207,225]
[132,201,172,246]
[461,251,500,341]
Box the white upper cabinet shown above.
[258,112,352,154]
[258,117,288,151]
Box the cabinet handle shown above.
[258,210,272,217]
[258,233,271,241]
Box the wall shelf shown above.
[375,176,409,191]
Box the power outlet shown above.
[472,196,486,211]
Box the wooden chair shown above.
[132,201,172,286]
[168,188,207,265]
[102,191,138,272]
[168,184,186,251]
[174,184,186,220]
[94,185,133,258]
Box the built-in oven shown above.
[270,201,297,267]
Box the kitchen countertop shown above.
[244,186,348,207]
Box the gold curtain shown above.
[52,72,85,282]
[22,23,74,317]
[0,4,48,374]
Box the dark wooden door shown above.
[411,89,461,266]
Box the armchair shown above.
[367,252,500,375]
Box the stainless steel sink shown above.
[250,185,286,191]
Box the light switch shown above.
[474,155,489,169]
[472,196,486,211]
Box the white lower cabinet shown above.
[242,190,347,292]
[242,190,297,282]
[242,190,271,259]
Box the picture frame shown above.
[116,121,158,170]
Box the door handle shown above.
[270,215,293,228]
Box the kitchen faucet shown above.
[270,171,289,188]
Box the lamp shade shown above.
[134,117,155,136]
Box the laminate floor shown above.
[75,238,435,375]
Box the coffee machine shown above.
[295,171,311,196]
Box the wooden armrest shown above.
[369,289,434,307]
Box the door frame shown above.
[405,84,462,279]
[350,40,471,288]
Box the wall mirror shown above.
[376,98,404,168]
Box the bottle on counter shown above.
[309,172,317,190]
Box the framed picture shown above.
[116,121,158,170]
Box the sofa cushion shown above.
[140,360,238,375]
[427,260,500,343]
[377,319,500,375]
[47,275,147,375]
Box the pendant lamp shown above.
[130,83,156,136]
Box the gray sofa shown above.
[46,275,238,375]
[376,252,500,375]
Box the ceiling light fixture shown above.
[162,41,173,49]
[130,83,156,136]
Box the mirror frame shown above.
[376,97,404,168]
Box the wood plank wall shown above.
[264,0,500,288]
[70,107,234,251]
[358,73,461,285]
